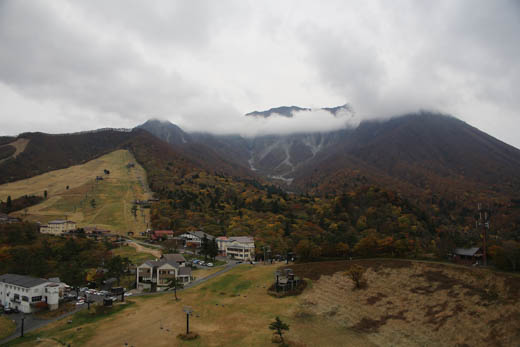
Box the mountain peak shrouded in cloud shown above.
[0,1,518,148]
[246,106,311,118]
[245,104,352,118]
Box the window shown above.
[32,296,42,302]
[22,296,29,302]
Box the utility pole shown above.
[477,203,490,266]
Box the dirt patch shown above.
[127,241,161,258]
[353,310,408,333]
[366,292,387,305]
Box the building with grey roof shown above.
[0,274,67,313]
[136,254,192,292]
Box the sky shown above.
[0,0,519,147]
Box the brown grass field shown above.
[0,315,16,340]
[6,260,520,347]
[0,150,152,234]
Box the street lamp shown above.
[183,306,193,335]
[20,313,25,337]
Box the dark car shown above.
[4,307,18,314]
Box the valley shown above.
[0,150,152,234]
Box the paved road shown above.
[0,305,85,345]
[0,261,241,345]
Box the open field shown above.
[112,245,158,264]
[0,150,153,234]
[6,260,520,346]
[0,316,16,340]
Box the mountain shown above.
[136,120,254,178]
[293,113,520,199]
[137,111,520,209]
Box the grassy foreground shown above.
[0,316,16,340]
[0,149,152,234]
[6,260,520,346]
[7,264,369,347]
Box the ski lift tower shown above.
[477,203,490,266]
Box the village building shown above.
[83,226,110,235]
[178,230,215,248]
[217,236,255,261]
[0,213,20,224]
[136,254,192,291]
[452,247,483,265]
[149,230,174,241]
[39,220,76,235]
[0,274,67,313]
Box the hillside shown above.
[0,130,138,184]
[1,150,152,234]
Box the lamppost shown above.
[20,313,25,337]
[183,306,193,335]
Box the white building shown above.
[217,236,255,261]
[136,254,192,291]
[0,274,66,313]
[40,220,77,235]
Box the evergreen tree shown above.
[6,195,12,212]
[269,316,289,345]
[201,234,209,261]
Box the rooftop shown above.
[162,254,186,263]
[0,273,49,288]
[454,247,481,256]
[48,220,75,224]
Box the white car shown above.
[76,300,85,305]
[124,292,133,297]
[206,262,214,267]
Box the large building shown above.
[149,230,174,241]
[39,220,76,235]
[178,230,215,247]
[0,274,67,313]
[217,236,255,261]
[0,213,20,224]
[136,254,192,291]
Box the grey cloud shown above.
[0,0,518,148]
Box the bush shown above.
[346,265,367,289]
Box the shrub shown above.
[346,265,367,289]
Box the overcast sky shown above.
[0,1,519,146]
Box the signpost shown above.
[183,306,193,335]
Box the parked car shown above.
[3,307,15,314]
[206,262,214,267]
[124,292,133,297]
